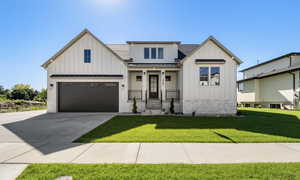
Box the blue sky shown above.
[1,0,300,90]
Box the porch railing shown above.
[128,90,142,100]
[166,89,180,101]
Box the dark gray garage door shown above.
[58,82,119,112]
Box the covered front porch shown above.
[127,64,181,112]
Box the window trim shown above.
[84,49,91,63]
[144,48,150,59]
[199,67,209,86]
[199,66,221,87]
[151,48,157,59]
[165,75,171,81]
[210,66,220,86]
[158,48,164,59]
[136,76,142,81]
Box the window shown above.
[199,67,209,86]
[166,76,171,81]
[270,104,281,109]
[136,76,142,81]
[158,48,164,59]
[84,49,91,63]
[210,67,220,86]
[144,48,150,59]
[151,48,157,59]
[238,83,244,91]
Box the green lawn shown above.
[17,163,300,180]
[75,108,300,143]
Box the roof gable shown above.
[180,36,243,65]
[42,29,124,68]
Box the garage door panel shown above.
[58,82,119,112]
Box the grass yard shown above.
[17,163,300,180]
[76,108,300,143]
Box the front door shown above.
[149,75,159,99]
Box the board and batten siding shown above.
[182,40,237,115]
[46,32,129,112]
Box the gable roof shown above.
[180,36,243,65]
[239,52,300,72]
[42,29,124,68]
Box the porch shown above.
[127,69,181,105]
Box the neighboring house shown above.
[237,52,300,109]
[42,29,242,115]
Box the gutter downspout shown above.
[288,71,296,109]
[288,55,297,109]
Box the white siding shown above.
[129,43,178,63]
[260,73,294,103]
[244,57,290,78]
[165,72,177,89]
[129,72,142,90]
[237,80,257,103]
[182,40,237,115]
[46,33,129,113]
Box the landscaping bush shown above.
[170,98,174,114]
[132,97,138,113]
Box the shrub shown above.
[132,97,137,113]
[170,98,174,114]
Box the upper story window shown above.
[158,48,164,59]
[199,66,221,86]
[84,49,91,63]
[144,47,164,59]
[144,48,150,59]
[151,48,157,59]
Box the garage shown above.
[58,82,119,112]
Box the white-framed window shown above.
[238,82,244,91]
[144,48,164,59]
[199,66,221,86]
[210,67,220,86]
[199,67,209,86]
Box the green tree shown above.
[10,84,36,100]
[34,89,47,102]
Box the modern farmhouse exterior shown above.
[238,52,300,109]
[42,29,242,115]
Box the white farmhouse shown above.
[42,29,242,115]
[238,52,300,109]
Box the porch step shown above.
[146,100,162,109]
[142,109,163,115]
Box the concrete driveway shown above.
[0,110,114,163]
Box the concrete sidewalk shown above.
[1,142,300,164]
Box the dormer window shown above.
[144,47,164,59]
[84,49,91,63]
[151,48,156,59]
[158,48,164,59]
[144,48,150,59]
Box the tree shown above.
[10,84,36,100]
[34,89,47,102]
